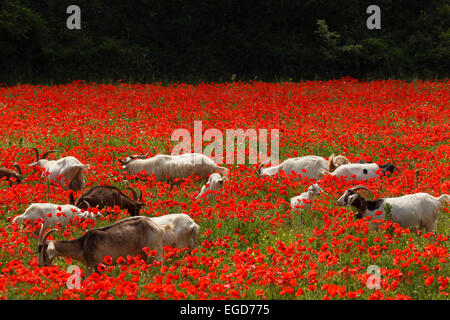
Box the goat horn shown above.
[41,150,58,159]
[139,189,143,202]
[69,193,75,205]
[30,148,40,162]
[255,160,270,177]
[140,150,150,158]
[118,158,128,165]
[38,223,45,240]
[130,150,149,160]
[126,187,138,200]
[82,200,91,208]
[41,228,58,243]
[12,163,22,175]
[350,185,372,195]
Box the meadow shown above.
[0,78,448,300]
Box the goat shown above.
[290,184,323,210]
[329,163,380,181]
[327,162,399,181]
[12,203,102,231]
[194,173,225,200]
[29,148,89,191]
[0,163,22,186]
[36,216,164,276]
[357,159,399,175]
[70,185,145,217]
[336,185,449,232]
[150,213,200,252]
[255,154,349,181]
[119,152,229,183]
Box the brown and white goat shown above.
[37,216,164,276]
[337,185,449,232]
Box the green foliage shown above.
[0,0,448,84]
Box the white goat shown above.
[12,203,103,230]
[256,154,349,181]
[119,152,229,183]
[337,185,449,232]
[195,173,225,200]
[290,184,323,210]
[150,213,199,252]
[327,162,399,181]
[29,148,89,191]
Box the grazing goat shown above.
[150,213,200,252]
[357,160,399,175]
[290,184,323,210]
[36,216,164,275]
[29,148,89,191]
[327,162,399,181]
[12,203,102,230]
[0,163,22,186]
[70,185,145,216]
[195,173,225,200]
[119,152,229,183]
[336,185,449,232]
[256,154,349,181]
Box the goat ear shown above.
[28,162,38,167]
[347,194,359,206]
[46,242,55,259]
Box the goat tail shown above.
[438,194,450,205]
[12,215,25,225]
[189,223,200,252]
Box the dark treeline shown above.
[0,0,448,84]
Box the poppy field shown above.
[0,78,448,300]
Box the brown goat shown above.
[70,185,145,216]
[37,217,164,276]
[0,163,22,186]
